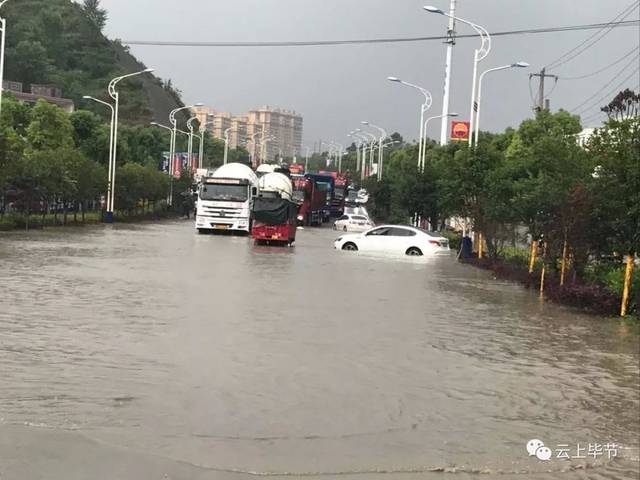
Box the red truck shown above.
[291,174,326,226]
[252,173,298,246]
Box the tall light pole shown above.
[261,135,276,164]
[105,68,154,222]
[250,131,262,167]
[348,133,363,172]
[187,116,199,173]
[0,0,11,121]
[223,127,232,165]
[169,104,202,206]
[421,112,459,171]
[303,146,311,172]
[387,77,432,169]
[83,96,115,213]
[425,6,491,147]
[362,122,387,180]
[474,62,529,146]
[356,129,377,181]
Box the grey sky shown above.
[101,0,639,145]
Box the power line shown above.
[120,20,639,48]
[559,45,640,80]
[570,55,639,111]
[572,66,640,114]
[546,1,639,70]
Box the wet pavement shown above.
[0,220,638,479]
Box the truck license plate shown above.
[213,224,229,229]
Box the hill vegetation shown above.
[2,0,185,123]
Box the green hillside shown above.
[2,0,186,124]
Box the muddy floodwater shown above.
[0,221,638,480]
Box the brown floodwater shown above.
[1,220,638,479]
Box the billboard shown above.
[451,121,471,142]
[161,152,200,177]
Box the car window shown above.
[337,215,349,221]
[389,227,416,237]
[353,216,368,221]
[366,227,390,236]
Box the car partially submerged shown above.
[333,214,374,232]
[334,225,450,256]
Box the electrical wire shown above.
[570,55,639,111]
[572,66,640,114]
[559,45,640,80]
[121,20,639,48]
[546,1,639,70]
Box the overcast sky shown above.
[101,0,639,145]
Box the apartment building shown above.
[192,105,303,165]
[247,106,303,164]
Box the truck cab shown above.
[195,163,259,234]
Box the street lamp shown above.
[186,116,199,173]
[151,122,190,173]
[223,127,232,165]
[425,5,491,146]
[362,121,387,180]
[303,145,312,172]
[104,68,154,222]
[83,96,115,212]
[0,0,11,121]
[474,62,529,146]
[355,129,378,181]
[388,76,432,168]
[261,135,276,164]
[168,104,203,206]
[421,112,459,171]
[348,133,364,172]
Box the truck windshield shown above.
[200,184,248,202]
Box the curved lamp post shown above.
[83,96,115,213]
[425,6,491,146]
[104,68,154,222]
[362,121,388,180]
[474,61,529,146]
[421,112,459,171]
[387,77,432,168]
[168,104,203,205]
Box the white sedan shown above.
[334,225,450,256]
[333,214,374,232]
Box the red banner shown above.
[173,154,182,178]
[451,121,471,142]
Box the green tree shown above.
[587,117,640,257]
[26,100,75,151]
[82,0,107,30]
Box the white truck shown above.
[195,163,259,234]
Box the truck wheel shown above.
[342,242,358,251]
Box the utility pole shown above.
[439,0,456,146]
[530,68,558,111]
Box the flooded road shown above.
[1,220,638,479]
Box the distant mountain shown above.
[2,0,187,124]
